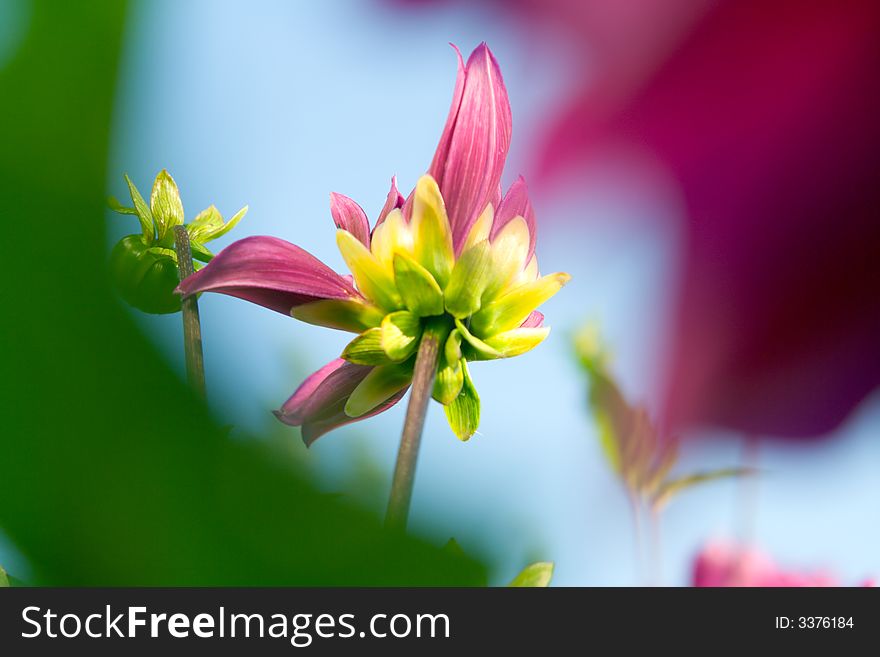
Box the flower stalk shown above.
[173,225,206,397]
[385,322,443,531]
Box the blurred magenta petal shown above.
[329,192,371,247]
[692,541,873,587]
[178,235,361,316]
[493,176,536,262]
[524,0,880,438]
[376,175,405,227]
[275,358,407,446]
[427,43,512,253]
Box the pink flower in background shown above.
[692,541,874,587]
[401,1,880,439]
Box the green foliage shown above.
[508,562,554,587]
[574,322,751,510]
[0,0,487,586]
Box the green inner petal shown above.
[345,362,413,418]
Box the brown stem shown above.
[173,226,206,398]
[384,327,441,532]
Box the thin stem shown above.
[173,226,206,398]
[736,435,760,545]
[648,507,663,587]
[628,491,645,585]
[384,327,441,532]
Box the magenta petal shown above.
[520,311,544,328]
[493,176,537,262]
[177,235,360,316]
[330,192,371,247]
[428,43,513,253]
[275,359,407,446]
[375,175,405,227]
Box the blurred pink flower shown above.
[693,541,874,587]
[406,0,880,438]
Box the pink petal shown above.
[274,359,407,446]
[520,311,544,328]
[375,175,405,228]
[177,235,360,316]
[330,192,371,247]
[493,176,537,263]
[428,43,513,253]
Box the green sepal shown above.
[508,562,554,587]
[187,204,248,244]
[336,229,402,311]
[292,299,385,333]
[341,328,395,366]
[444,240,493,318]
[107,196,137,215]
[150,169,185,242]
[189,241,214,263]
[392,252,444,316]
[443,359,480,441]
[432,331,464,404]
[123,174,154,242]
[471,272,570,336]
[381,311,422,362]
[454,318,502,360]
[482,327,550,359]
[345,362,413,418]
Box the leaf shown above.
[508,561,554,587]
[124,174,155,242]
[0,564,9,587]
[107,196,136,215]
[442,538,466,558]
[652,468,756,510]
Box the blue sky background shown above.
[2,0,877,585]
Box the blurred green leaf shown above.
[0,0,487,586]
[652,468,756,510]
[508,562,554,587]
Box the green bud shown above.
[108,235,182,314]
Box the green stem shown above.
[173,226,206,398]
[385,327,441,532]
